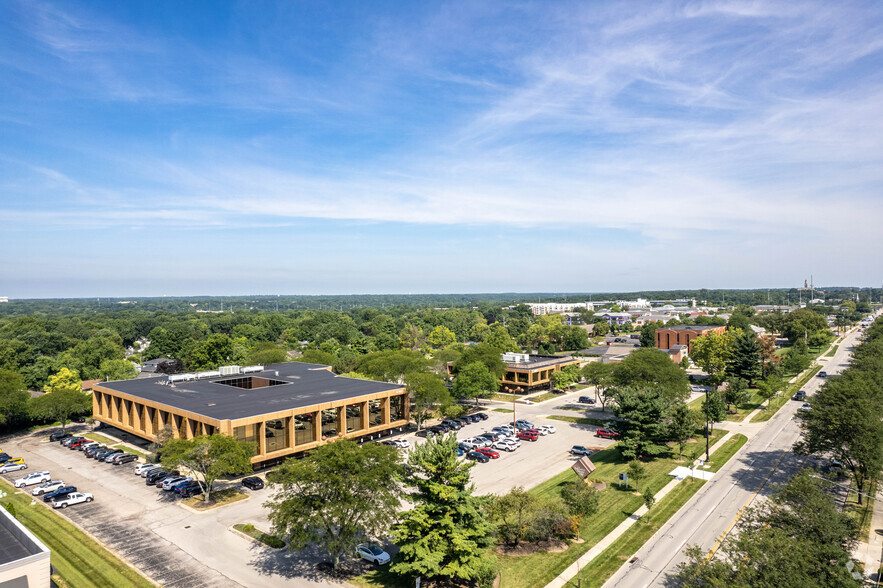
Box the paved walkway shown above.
[854,483,883,583]
[544,432,733,588]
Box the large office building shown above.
[499,352,580,392]
[0,504,51,587]
[92,362,409,467]
[655,325,727,352]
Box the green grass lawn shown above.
[83,432,116,445]
[496,429,726,588]
[843,478,877,538]
[233,523,286,548]
[183,487,248,510]
[751,365,821,423]
[570,431,746,587]
[113,444,147,458]
[0,479,155,588]
[529,392,562,403]
[493,408,515,413]
[825,345,839,357]
[546,415,609,428]
[493,393,519,402]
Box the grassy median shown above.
[0,479,155,588]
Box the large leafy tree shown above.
[689,330,734,385]
[99,359,138,382]
[612,348,690,403]
[452,361,499,406]
[30,368,91,431]
[639,321,663,348]
[582,362,615,410]
[392,433,495,585]
[453,343,507,378]
[668,401,698,456]
[610,386,672,460]
[0,369,30,429]
[729,329,762,384]
[161,434,254,502]
[405,371,450,430]
[671,470,860,587]
[265,438,401,571]
[186,333,234,370]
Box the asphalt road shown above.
[603,326,865,588]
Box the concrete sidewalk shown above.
[854,483,883,583]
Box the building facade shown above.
[655,325,727,352]
[92,362,409,467]
[499,353,580,392]
[0,504,51,587]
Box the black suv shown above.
[50,431,72,442]
[178,484,204,498]
[43,485,76,503]
[147,470,179,486]
[793,390,807,401]
[242,476,264,490]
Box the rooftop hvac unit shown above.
[197,370,221,379]
[241,365,264,374]
[168,374,191,383]
[502,352,529,363]
[220,365,241,376]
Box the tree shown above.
[550,364,581,390]
[668,402,697,456]
[560,480,599,537]
[758,334,781,377]
[756,375,785,411]
[689,330,734,385]
[783,308,829,345]
[611,387,672,460]
[392,433,495,585]
[266,438,400,571]
[186,334,233,370]
[453,343,507,378]
[642,487,656,512]
[639,321,662,348]
[428,325,457,349]
[0,369,30,429]
[582,362,614,410]
[30,368,91,431]
[672,470,860,587]
[405,371,450,430]
[356,350,430,383]
[452,361,499,406]
[162,434,254,503]
[723,378,751,412]
[98,359,138,382]
[487,486,538,546]
[612,348,690,403]
[702,389,726,435]
[627,460,647,491]
[729,329,762,384]
[485,325,519,353]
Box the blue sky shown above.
[1,1,882,298]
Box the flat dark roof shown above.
[657,325,722,331]
[96,362,404,421]
[0,525,33,566]
[505,355,578,369]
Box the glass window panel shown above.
[368,400,383,427]
[265,418,289,453]
[295,413,315,445]
[390,395,405,421]
[346,404,363,433]
[321,408,339,437]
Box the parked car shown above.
[52,492,93,509]
[165,477,194,491]
[691,385,705,392]
[356,543,391,565]
[0,452,11,464]
[43,485,77,503]
[798,403,812,411]
[135,463,161,476]
[474,413,489,421]
[596,428,619,439]
[478,432,501,443]
[570,445,592,456]
[476,448,500,459]
[242,476,264,490]
[178,484,204,498]
[161,476,189,491]
[84,445,107,458]
[465,414,481,423]
[14,471,51,488]
[442,419,462,431]
[818,371,827,378]
[388,438,410,449]
[112,453,137,465]
[61,436,84,447]
[69,439,89,450]
[72,416,86,423]
[145,470,172,485]
[0,460,27,474]
[103,450,126,462]
[516,430,538,442]
[793,390,807,401]
[79,441,100,452]
[538,424,557,435]
[32,480,65,496]
[515,420,535,428]
[494,439,520,452]
[578,396,596,404]
[49,431,72,442]
[465,450,490,463]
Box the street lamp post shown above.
[705,388,710,462]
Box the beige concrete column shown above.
[312,413,321,443]
[382,397,390,425]
[337,407,345,435]
[258,421,266,456]
[360,401,368,430]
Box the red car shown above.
[476,448,500,459]
[69,439,88,449]
[596,428,619,439]
[517,431,538,442]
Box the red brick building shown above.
[655,325,726,352]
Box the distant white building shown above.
[528,302,594,315]
[0,296,8,303]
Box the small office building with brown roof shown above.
[91,362,409,467]
[499,352,580,392]
[655,325,727,353]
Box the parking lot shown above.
[0,387,614,585]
